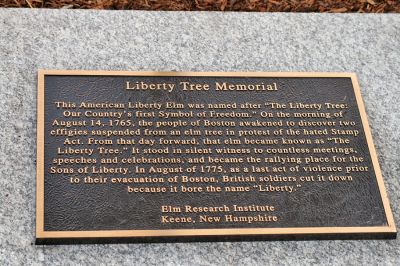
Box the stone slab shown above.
[0,9,399,265]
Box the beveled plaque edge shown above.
[35,70,397,241]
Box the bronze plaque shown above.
[36,70,396,244]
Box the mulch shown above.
[1,0,399,12]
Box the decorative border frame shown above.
[36,70,396,240]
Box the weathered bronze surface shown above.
[36,70,396,244]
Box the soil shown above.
[1,0,399,13]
